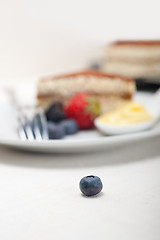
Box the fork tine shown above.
[32,115,42,140]
[23,115,35,140]
[37,110,49,140]
[17,117,27,140]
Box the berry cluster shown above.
[45,102,78,139]
[44,93,100,139]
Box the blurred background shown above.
[0,0,160,82]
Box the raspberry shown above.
[64,93,100,129]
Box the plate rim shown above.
[0,126,160,149]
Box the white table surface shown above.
[0,79,160,240]
[0,135,160,240]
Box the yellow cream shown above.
[99,101,153,125]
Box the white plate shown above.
[0,85,160,153]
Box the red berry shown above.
[64,93,100,129]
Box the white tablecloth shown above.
[0,135,160,240]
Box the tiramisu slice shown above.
[37,70,135,113]
[102,40,160,80]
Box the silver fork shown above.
[17,108,49,140]
[6,89,49,141]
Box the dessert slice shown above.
[37,70,135,113]
[102,40,160,80]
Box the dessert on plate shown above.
[37,70,135,114]
[101,40,160,82]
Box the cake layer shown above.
[103,61,160,78]
[105,40,160,61]
[37,70,134,98]
[37,70,135,113]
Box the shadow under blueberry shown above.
[81,191,104,199]
[0,134,160,170]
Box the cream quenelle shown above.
[98,102,153,125]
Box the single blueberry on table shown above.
[60,119,78,135]
[45,102,65,123]
[79,175,103,197]
[47,121,65,139]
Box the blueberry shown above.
[79,175,103,197]
[60,119,78,135]
[45,102,65,123]
[47,122,65,139]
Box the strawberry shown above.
[64,93,100,129]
